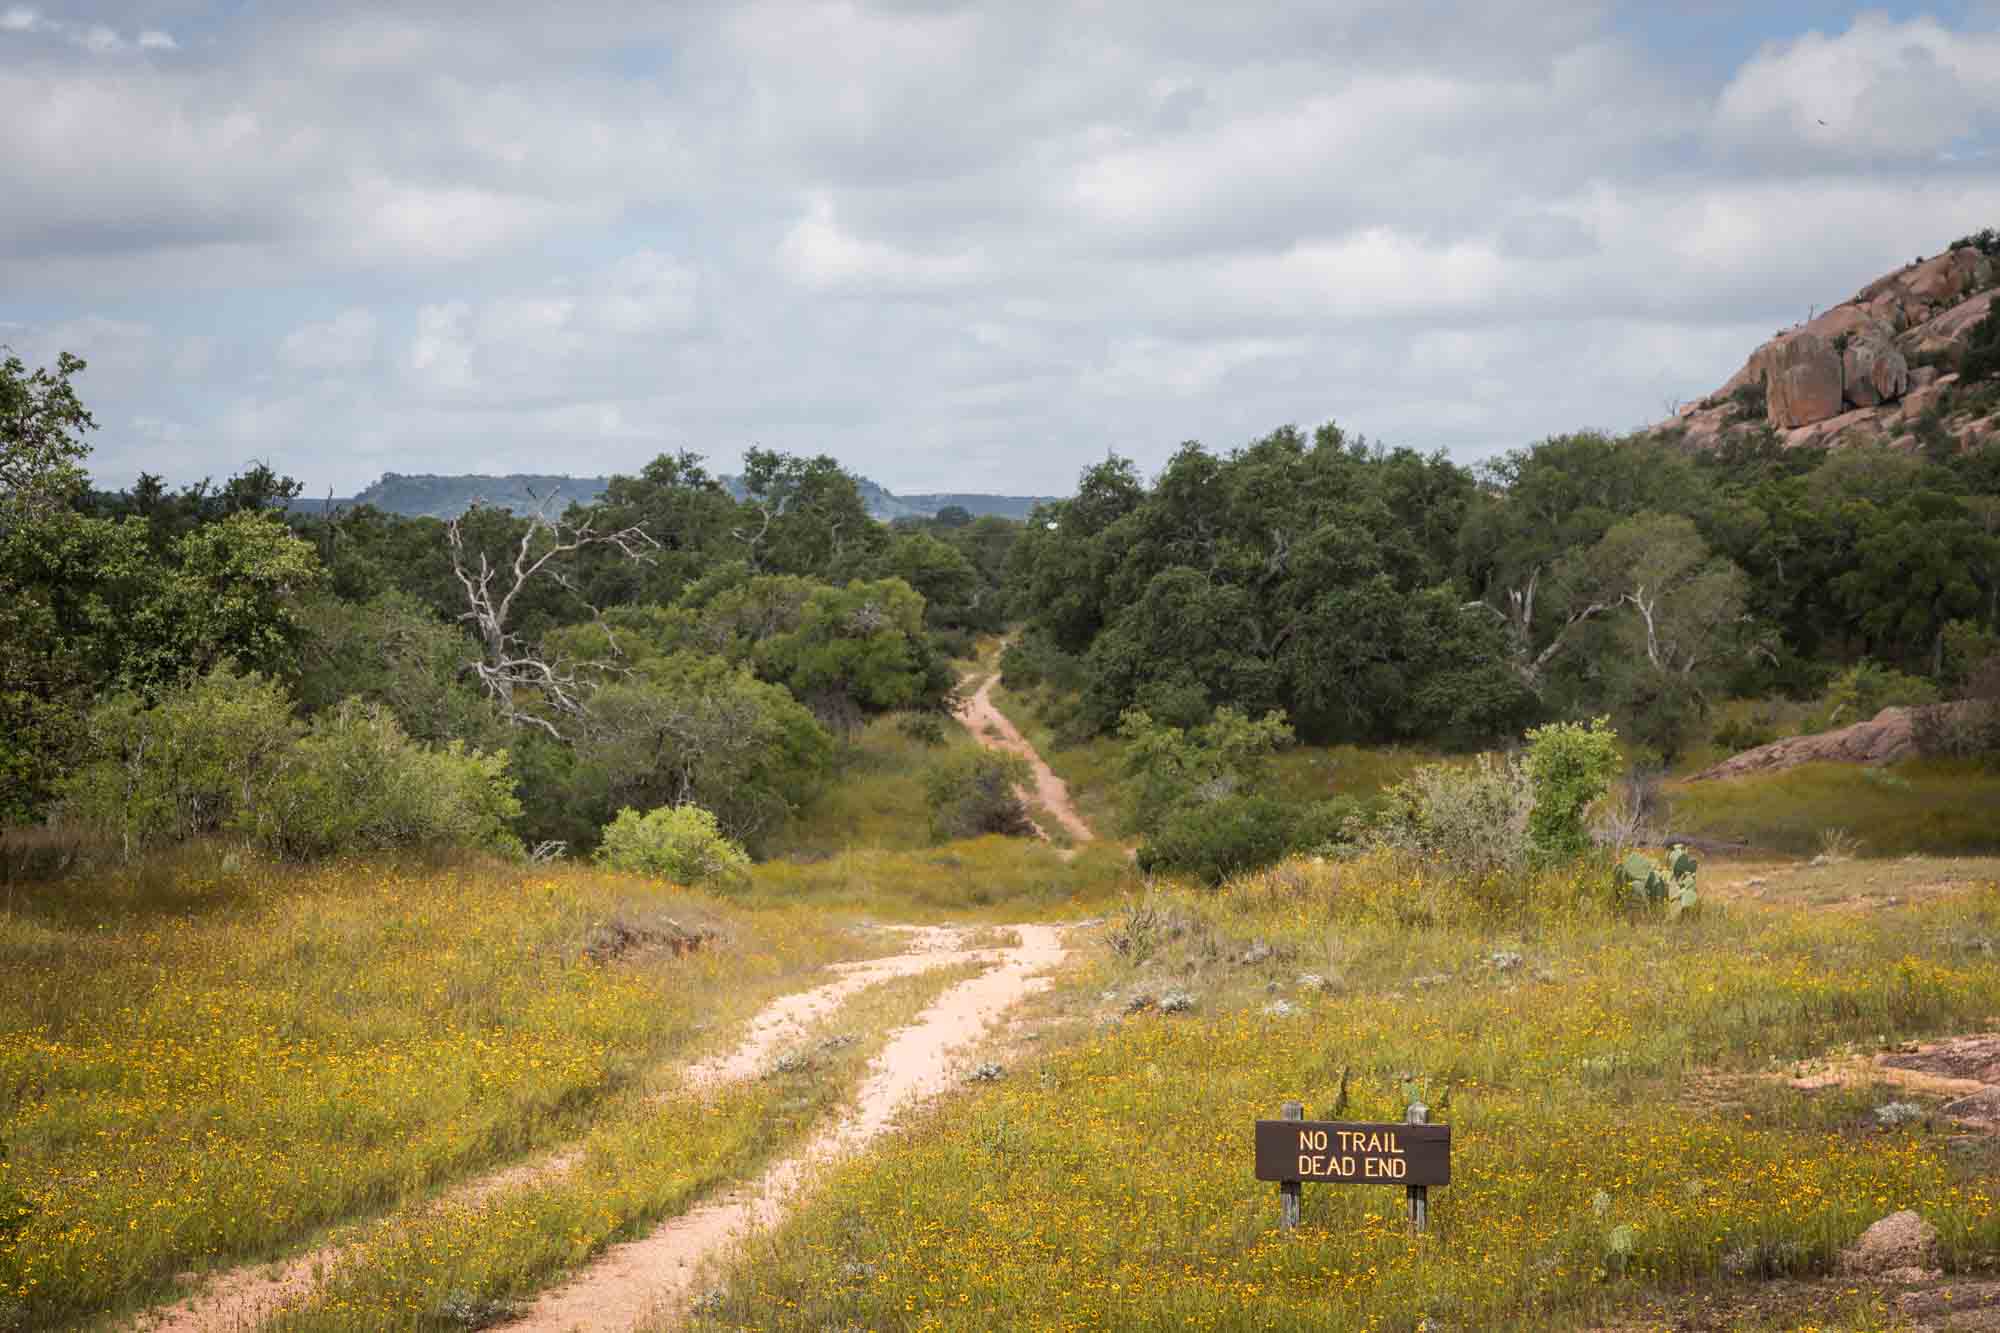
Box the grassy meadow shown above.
[10,665,2000,1331]
[1667,759,2000,859]
[688,852,2000,1332]
[0,846,885,1328]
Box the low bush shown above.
[58,664,297,859]
[1134,794,1362,886]
[1371,752,1535,878]
[895,711,949,747]
[243,701,522,860]
[923,751,1035,842]
[1712,716,1778,755]
[595,804,750,887]
[1522,717,1620,863]
[1823,660,1938,727]
[1135,793,1292,885]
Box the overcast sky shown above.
[5,2,2000,497]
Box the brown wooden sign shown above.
[1254,1119,1451,1187]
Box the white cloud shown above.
[0,8,175,54]
[280,309,379,373]
[7,4,2000,497]
[409,303,474,391]
[592,250,699,336]
[779,194,985,291]
[1715,15,2000,160]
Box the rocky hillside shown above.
[1660,237,2000,453]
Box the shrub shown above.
[594,804,750,887]
[896,711,949,746]
[1726,380,1767,425]
[1118,705,1293,835]
[1134,794,1363,885]
[997,634,1085,693]
[923,750,1035,842]
[1951,226,2000,258]
[59,664,297,859]
[1135,793,1293,886]
[1371,753,1535,878]
[1823,660,1938,726]
[243,702,522,861]
[1965,303,2000,384]
[1522,718,1621,863]
[1914,653,2000,763]
[1712,716,1778,755]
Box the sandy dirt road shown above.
[956,672,1094,844]
[130,927,1058,1333]
[507,923,1069,1332]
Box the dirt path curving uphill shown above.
[956,673,1094,844]
[507,923,1070,1331]
[130,928,1037,1333]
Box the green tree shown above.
[295,591,503,745]
[750,578,953,731]
[734,448,883,577]
[59,665,299,858]
[575,652,834,851]
[0,350,93,525]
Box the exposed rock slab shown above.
[1689,706,1920,780]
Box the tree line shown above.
[1002,420,2000,763]
[1,352,1015,861]
[6,346,1999,868]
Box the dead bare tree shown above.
[446,494,659,737]
[1465,563,1611,692]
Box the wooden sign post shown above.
[1254,1101,1450,1233]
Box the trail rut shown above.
[507,923,1069,1331]
[130,929,1039,1333]
[956,672,1093,844]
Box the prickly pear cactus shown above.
[1612,845,1698,916]
[1665,845,1698,917]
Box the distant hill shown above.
[292,471,1050,523]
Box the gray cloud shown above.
[4,2,1998,497]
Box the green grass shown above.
[685,852,2000,1332]
[744,837,1136,922]
[989,682,1441,839]
[267,959,993,1330]
[0,847,865,1330]
[1668,758,2000,856]
[766,713,985,859]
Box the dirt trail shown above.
[509,923,1069,1332]
[129,928,1026,1333]
[956,672,1094,844]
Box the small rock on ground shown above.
[1840,1209,1941,1279]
